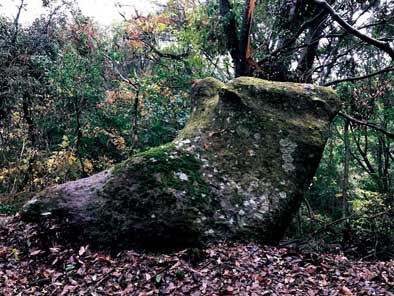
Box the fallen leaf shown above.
[342,286,353,295]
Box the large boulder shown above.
[22,77,340,251]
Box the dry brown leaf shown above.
[342,286,353,295]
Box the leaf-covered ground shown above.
[1,215,394,295]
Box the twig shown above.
[94,268,114,287]
[338,112,394,140]
[323,66,394,86]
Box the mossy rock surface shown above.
[21,77,340,251]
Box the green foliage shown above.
[0,204,19,215]
[295,75,394,258]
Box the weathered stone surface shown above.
[22,77,340,251]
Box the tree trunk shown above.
[342,119,350,219]
[219,0,240,75]
[74,101,86,178]
[21,96,37,190]
[237,0,256,77]
[130,88,140,153]
[296,23,325,83]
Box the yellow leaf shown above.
[84,159,93,171]
[68,155,77,165]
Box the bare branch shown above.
[315,0,394,59]
[102,53,139,90]
[12,0,25,44]
[323,66,394,86]
[350,124,376,175]
[258,10,327,63]
[338,112,394,140]
[143,40,190,61]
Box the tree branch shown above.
[315,0,394,59]
[350,124,376,176]
[141,40,190,61]
[258,10,327,64]
[102,53,139,90]
[338,112,394,140]
[323,66,394,86]
[12,0,25,44]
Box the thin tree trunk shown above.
[296,11,326,83]
[327,127,336,215]
[382,94,391,195]
[130,88,140,154]
[377,136,384,193]
[74,102,86,178]
[21,96,37,190]
[342,119,350,219]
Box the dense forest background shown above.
[1,0,394,258]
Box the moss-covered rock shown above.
[21,77,340,251]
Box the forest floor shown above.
[1,215,394,296]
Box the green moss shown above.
[178,78,224,139]
[93,142,217,250]
[134,142,175,158]
[112,143,175,175]
[0,192,35,215]
[230,76,336,98]
[179,95,218,138]
[114,145,213,206]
